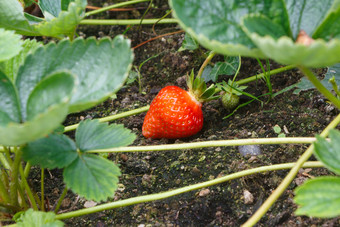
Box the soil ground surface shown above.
[17,1,340,226]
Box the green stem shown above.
[88,137,317,153]
[54,187,68,213]
[41,168,45,211]
[55,161,323,220]
[64,105,150,132]
[19,164,38,210]
[3,146,13,168]
[9,147,22,207]
[80,18,178,26]
[0,170,10,203]
[0,152,10,170]
[299,66,340,110]
[85,0,150,17]
[197,51,216,79]
[243,113,340,227]
[231,55,242,85]
[237,64,296,86]
[24,162,31,179]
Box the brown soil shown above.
[22,1,340,226]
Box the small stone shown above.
[238,145,262,156]
[243,190,254,204]
[198,188,210,197]
[120,154,128,162]
[84,200,97,208]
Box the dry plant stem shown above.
[80,18,177,25]
[55,161,323,220]
[89,137,318,153]
[19,164,38,210]
[84,0,150,17]
[243,113,340,227]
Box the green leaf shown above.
[242,14,288,39]
[0,0,39,36]
[63,154,121,202]
[75,119,136,152]
[22,134,77,169]
[16,208,64,227]
[202,56,239,82]
[285,0,334,39]
[0,101,70,146]
[16,36,133,114]
[0,71,21,125]
[294,176,340,218]
[314,129,340,175]
[246,33,340,67]
[0,28,23,62]
[0,71,74,146]
[179,33,199,51]
[34,0,87,38]
[293,63,340,94]
[170,0,289,58]
[39,0,62,18]
[26,71,75,121]
[312,2,340,40]
[0,39,41,82]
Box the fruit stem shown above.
[197,51,216,79]
[230,55,242,85]
[55,161,324,220]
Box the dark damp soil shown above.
[18,1,340,227]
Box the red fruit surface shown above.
[142,86,203,139]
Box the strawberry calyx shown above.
[186,70,219,103]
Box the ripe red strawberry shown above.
[142,71,219,139]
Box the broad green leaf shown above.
[0,0,39,36]
[285,0,334,39]
[0,71,74,146]
[0,71,21,125]
[63,154,121,202]
[26,71,75,121]
[0,99,71,146]
[170,0,289,58]
[314,129,340,175]
[294,176,340,218]
[246,33,340,67]
[313,2,340,40]
[202,56,240,82]
[75,119,136,152]
[0,39,41,82]
[242,14,288,39]
[62,0,75,11]
[0,28,23,62]
[39,0,62,18]
[293,63,340,94]
[16,36,133,114]
[22,134,77,169]
[16,209,64,227]
[179,33,199,51]
[35,0,87,38]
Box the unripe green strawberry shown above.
[221,92,239,110]
[142,71,219,139]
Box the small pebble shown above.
[243,190,254,204]
[238,145,262,156]
[198,188,210,197]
